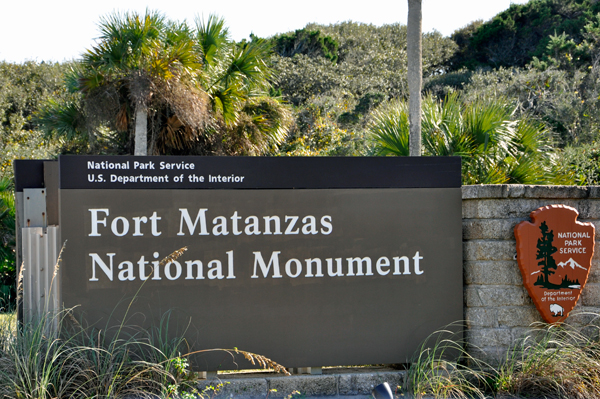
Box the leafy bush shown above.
[462,66,600,146]
[271,21,458,106]
[278,94,370,156]
[450,0,600,69]
[557,141,600,185]
[424,69,473,99]
[0,179,15,310]
[271,29,338,63]
[0,62,66,179]
[0,61,70,137]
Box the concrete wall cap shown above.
[462,185,600,199]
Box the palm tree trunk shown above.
[407,0,423,156]
[134,105,148,156]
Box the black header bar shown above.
[59,155,461,189]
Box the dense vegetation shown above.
[0,62,70,307]
[2,0,600,305]
[0,62,66,178]
[266,0,600,184]
[450,0,600,69]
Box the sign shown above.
[515,205,595,323]
[55,155,463,369]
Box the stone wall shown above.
[198,368,405,399]
[463,185,600,363]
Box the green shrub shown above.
[557,141,600,185]
[0,179,14,311]
[449,0,600,69]
[462,65,600,146]
[0,62,66,180]
[271,28,338,63]
[278,94,370,156]
[270,21,457,106]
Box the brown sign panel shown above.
[56,156,463,370]
[515,205,595,323]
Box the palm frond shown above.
[369,100,410,156]
[240,97,292,146]
[211,86,241,125]
[195,15,229,66]
[227,39,274,92]
[369,92,565,184]
[36,99,86,141]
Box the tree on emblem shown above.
[535,221,558,287]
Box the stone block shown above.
[462,185,508,199]
[462,199,510,219]
[581,283,600,306]
[497,306,540,328]
[465,345,508,367]
[268,375,337,397]
[578,325,600,340]
[523,185,589,199]
[462,184,532,199]
[463,199,541,219]
[589,186,600,199]
[533,200,591,217]
[588,259,600,283]
[578,220,600,240]
[463,240,516,261]
[565,307,600,327]
[573,201,592,219]
[465,307,497,328]
[464,260,522,286]
[464,199,594,220]
[506,185,526,198]
[197,377,268,399]
[467,328,512,348]
[510,326,545,344]
[582,200,600,220]
[465,286,531,307]
[338,371,405,396]
[462,218,524,240]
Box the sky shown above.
[1,0,530,63]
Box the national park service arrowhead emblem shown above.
[515,205,595,323]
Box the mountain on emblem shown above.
[557,258,587,271]
[515,205,595,324]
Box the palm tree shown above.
[77,10,208,155]
[407,0,423,156]
[369,93,571,184]
[38,12,291,156]
[189,16,291,156]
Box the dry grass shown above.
[405,316,600,399]
[0,308,289,398]
[0,247,288,399]
[0,311,15,330]
[405,323,490,399]
[494,319,600,399]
